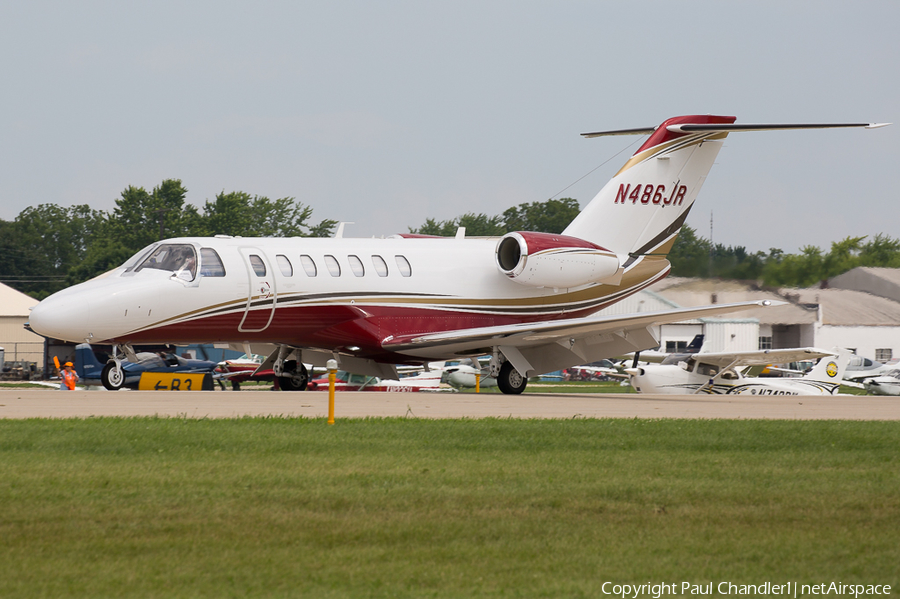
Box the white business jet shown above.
[626,348,851,395]
[27,116,887,394]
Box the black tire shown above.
[101,363,125,391]
[278,361,308,391]
[231,380,241,391]
[497,361,526,395]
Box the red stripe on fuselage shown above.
[111,260,670,363]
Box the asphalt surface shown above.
[1,388,898,420]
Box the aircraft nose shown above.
[28,294,92,343]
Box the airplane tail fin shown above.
[563,115,736,261]
[803,349,851,385]
[74,343,105,382]
[563,116,889,265]
[685,334,705,353]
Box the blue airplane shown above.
[74,343,219,390]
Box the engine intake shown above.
[496,231,622,288]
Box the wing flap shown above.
[383,300,782,359]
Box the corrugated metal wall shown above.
[703,321,759,353]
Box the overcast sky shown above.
[1,1,897,253]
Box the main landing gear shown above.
[490,350,527,395]
[278,359,309,391]
[270,346,309,391]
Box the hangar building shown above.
[598,274,900,361]
[0,282,44,369]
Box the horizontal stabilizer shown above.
[582,121,890,138]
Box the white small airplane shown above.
[626,348,851,395]
[863,370,900,396]
[442,363,499,390]
[843,354,898,382]
[26,115,887,394]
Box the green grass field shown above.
[1,417,898,597]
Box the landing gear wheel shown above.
[278,360,309,391]
[497,361,526,395]
[231,380,241,391]
[101,363,125,391]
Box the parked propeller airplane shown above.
[26,115,887,394]
[626,348,851,395]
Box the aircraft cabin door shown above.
[238,247,276,333]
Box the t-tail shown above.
[563,116,890,267]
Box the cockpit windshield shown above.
[135,244,197,281]
[661,353,692,366]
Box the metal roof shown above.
[647,276,900,327]
[0,282,39,317]
[786,288,900,326]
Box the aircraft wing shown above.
[687,347,834,368]
[383,300,783,376]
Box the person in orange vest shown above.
[59,361,79,390]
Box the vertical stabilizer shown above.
[803,349,851,384]
[563,115,736,260]
[74,343,104,382]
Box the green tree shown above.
[107,180,199,249]
[668,225,712,277]
[0,205,105,298]
[409,213,504,236]
[859,234,900,268]
[409,198,580,236]
[501,198,580,233]
[201,191,336,238]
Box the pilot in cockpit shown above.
[174,249,196,281]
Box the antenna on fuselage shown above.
[333,222,355,239]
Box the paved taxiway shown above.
[1,389,898,420]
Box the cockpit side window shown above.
[136,244,197,281]
[696,363,719,377]
[200,248,226,277]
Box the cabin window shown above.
[372,255,388,277]
[276,254,293,277]
[325,255,341,277]
[348,255,365,277]
[300,255,317,277]
[249,255,266,277]
[395,255,412,277]
[136,244,197,281]
[199,248,226,277]
[696,363,718,377]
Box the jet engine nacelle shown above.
[495,231,623,288]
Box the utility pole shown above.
[709,210,714,278]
